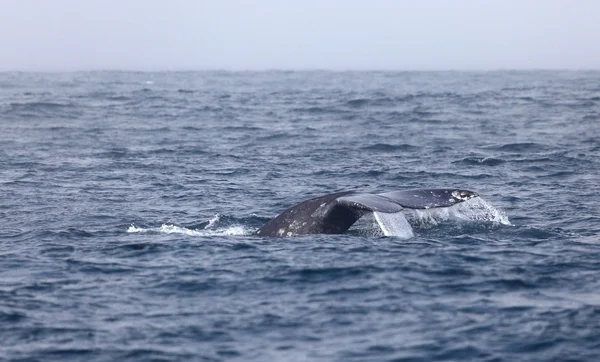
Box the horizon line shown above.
[1,67,599,73]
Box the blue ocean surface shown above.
[1,70,600,361]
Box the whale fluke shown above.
[256,188,478,237]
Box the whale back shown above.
[256,191,361,237]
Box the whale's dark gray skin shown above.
[256,188,478,237]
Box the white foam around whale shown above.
[406,197,511,226]
[127,223,252,236]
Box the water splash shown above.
[373,211,415,239]
[407,197,511,227]
[205,214,221,229]
[127,223,252,236]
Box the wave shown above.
[6,101,82,119]
[485,142,549,153]
[344,93,459,108]
[452,157,506,166]
[127,214,259,237]
[361,143,420,152]
[9,101,74,109]
[127,223,254,237]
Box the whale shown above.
[256,188,478,237]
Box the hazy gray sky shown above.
[1,0,599,71]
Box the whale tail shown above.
[256,188,478,237]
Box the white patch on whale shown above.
[373,211,415,239]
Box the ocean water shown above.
[1,70,600,361]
